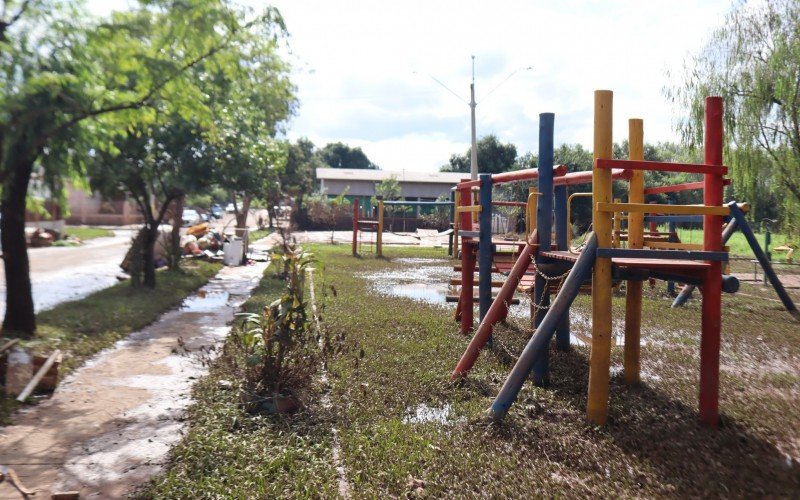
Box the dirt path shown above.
[0,261,267,498]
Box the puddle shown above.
[362,258,454,305]
[403,403,462,425]
[180,290,231,312]
[389,283,449,304]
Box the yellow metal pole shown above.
[526,188,538,237]
[612,198,622,248]
[624,118,644,385]
[377,200,384,257]
[588,90,614,425]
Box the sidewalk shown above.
[0,261,268,498]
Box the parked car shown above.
[210,204,223,219]
[225,202,236,213]
[182,209,201,227]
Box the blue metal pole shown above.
[479,174,493,321]
[532,113,555,385]
[667,221,676,295]
[672,217,740,307]
[554,184,570,351]
[489,232,598,421]
[727,201,799,320]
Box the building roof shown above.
[316,168,465,184]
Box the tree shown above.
[318,142,378,170]
[199,14,296,230]
[665,0,800,232]
[89,119,214,287]
[440,134,517,174]
[306,192,350,244]
[0,0,291,336]
[283,138,324,228]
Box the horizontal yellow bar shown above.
[646,241,730,252]
[456,206,482,213]
[596,202,729,216]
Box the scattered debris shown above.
[17,350,62,402]
[0,465,37,497]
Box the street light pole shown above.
[470,82,478,180]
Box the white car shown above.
[182,209,201,227]
[225,203,236,213]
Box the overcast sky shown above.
[89,0,735,172]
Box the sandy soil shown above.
[0,262,267,498]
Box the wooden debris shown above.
[16,350,61,402]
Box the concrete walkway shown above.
[0,261,267,498]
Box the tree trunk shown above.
[236,195,252,229]
[142,225,158,288]
[1,154,36,336]
[169,196,183,271]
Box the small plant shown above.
[236,248,318,412]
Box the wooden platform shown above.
[540,250,712,271]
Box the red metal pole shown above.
[459,184,474,334]
[700,96,724,427]
[352,199,359,257]
[453,233,536,378]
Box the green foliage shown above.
[440,134,517,174]
[237,249,317,401]
[318,141,379,169]
[666,0,800,233]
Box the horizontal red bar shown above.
[596,158,728,175]
[643,178,732,195]
[553,168,632,186]
[456,165,568,189]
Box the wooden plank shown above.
[455,205,482,214]
[16,349,61,402]
[446,295,520,304]
[0,338,20,356]
[596,202,730,216]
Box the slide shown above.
[487,232,598,421]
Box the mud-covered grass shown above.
[1,261,221,424]
[147,245,799,497]
[142,262,341,498]
[62,225,114,241]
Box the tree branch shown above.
[39,26,241,147]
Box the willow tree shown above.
[665,0,800,231]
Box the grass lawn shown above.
[145,244,800,497]
[1,260,221,423]
[62,225,115,241]
[671,226,797,258]
[248,227,274,242]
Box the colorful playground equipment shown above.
[448,90,798,428]
[351,198,454,257]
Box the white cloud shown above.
[88,0,735,171]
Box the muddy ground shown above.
[0,261,267,498]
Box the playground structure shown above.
[351,198,455,258]
[446,90,799,428]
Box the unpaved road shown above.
[0,261,268,498]
[0,230,132,317]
